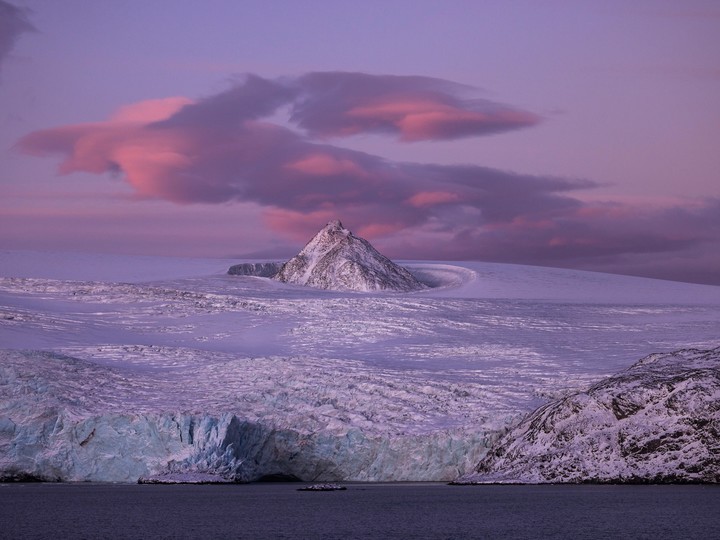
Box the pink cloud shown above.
[548,236,600,248]
[356,222,406,238]
[18,97,201,201]
[571,204,638,220]
[290,72,540,141]
[263,208,340,242]
[285,153,368,177]
[14,71,720,284]
[348,99,540,141]
[407,191,461,207]
[110,97,194,123]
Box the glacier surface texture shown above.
[1,250,719,482]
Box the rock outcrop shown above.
[457,347,720,484]
[227,262,282,278]
[273,220,426,292]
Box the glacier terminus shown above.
[1,232,719,484]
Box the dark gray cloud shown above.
[289,72,541,140]
[152,71,540,141]
[0,1,34,79]
[153,74,296,129]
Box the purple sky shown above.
[1,1,719,284]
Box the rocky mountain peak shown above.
[273,220,427,292]
[326,219,345,230]
[297,220,352,258]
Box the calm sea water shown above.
[1,483,719,539]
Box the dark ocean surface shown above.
[1,483,719,539]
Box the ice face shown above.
[0,350,494,482]
[1,251,719,482]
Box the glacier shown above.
[1,250,719,482]
[0,348,494,482]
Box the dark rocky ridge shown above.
[227,262,283,278]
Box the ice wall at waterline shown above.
[0,350,494,482]
[1,411,492,483]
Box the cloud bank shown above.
[0,0,34,79]
[17,72,720,284]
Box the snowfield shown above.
[1,250,719,482]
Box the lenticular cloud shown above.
[16,71,720,284]
[289,72,541,141]
[17,71,551,214]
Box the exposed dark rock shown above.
[257,473,302,482]
[227,262,283,278]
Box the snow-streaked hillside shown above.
[0,250,719,482]
[457,347,720,484]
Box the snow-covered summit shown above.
[273,220,427,292]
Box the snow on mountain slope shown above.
[0,250,719,482]
[273,220,426,291]
[457,347,720,484]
